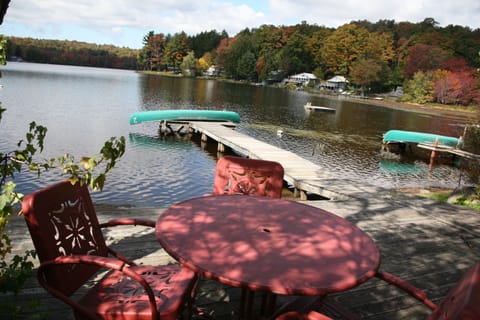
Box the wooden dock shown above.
[187,121,379,200]
[304,102,336,113]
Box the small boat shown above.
[304,102,335,113]
[130,109,241,125]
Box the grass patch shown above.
[422,191,480,211]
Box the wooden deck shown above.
[188,121,373,200]
[2,121,479,319]
[2,191,480,319]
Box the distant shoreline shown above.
[309,91,480,121]
[139,70,479,121]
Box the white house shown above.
[203,65,218,77]
[285,72,317,86]
[323,75,349,91]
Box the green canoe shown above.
[383,130,461,148]
[130,109,241,125]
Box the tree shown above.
[0,36,6,65]
[434,70,479,106]
[197,52,213,74]
[401,71,435,104]
[251,25,293,80]
[147,33,166,71]
[215,37,235,72]
[306,28,333,78]
[404,43,451,78]
[320,23,370,77]
[222,30,256,79]
[188,30,225,58]
[350,58,383,96]
[277,31,314,75]
[7,37,138,70]
[180,51,196,76]
[236,51,257,80]
[163,32,190,71]
[433,70,459,104]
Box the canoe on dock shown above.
[382,129,470,164]
[304,102,336,112]
[129,109,241,125]
[383,130,461,148]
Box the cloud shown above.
[4,0,267,36]
[267,0,480,28]
[2,0,479,49]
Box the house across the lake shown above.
[321,75,349,92]
[284,72,318,87]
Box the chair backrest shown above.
[212,155,285,198]
[428,263,480,320]
[21,180,108,296]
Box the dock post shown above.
[218,142,225,153]
[294,188,300,198]
[429,138,439,170]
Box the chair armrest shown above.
[375,271,437,310]
[98,218,156,266]
[99,218,156,228]
[38,255,158,319]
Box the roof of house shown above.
[327,75,349,83]
[290,73,317,80]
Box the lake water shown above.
[0,62,476,207]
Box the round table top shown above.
[155,194,380,295]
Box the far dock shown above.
[304,102,336,112]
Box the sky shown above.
[1,0,479,49]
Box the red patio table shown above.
[155,194,380,319]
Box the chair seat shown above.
[76,264,196,320]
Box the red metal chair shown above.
[212,155,285,198]
[21,180,198,320]
[212,155,285,317]
[274,263,480,320]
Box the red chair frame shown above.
[274,263,480,320]
[22,180,198,320]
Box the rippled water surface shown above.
[0,62,476,207]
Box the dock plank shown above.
[189,122,366,200]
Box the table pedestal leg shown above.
[239,288,256,319]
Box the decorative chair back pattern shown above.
[213,156,285,198]
[22,180,109,296]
